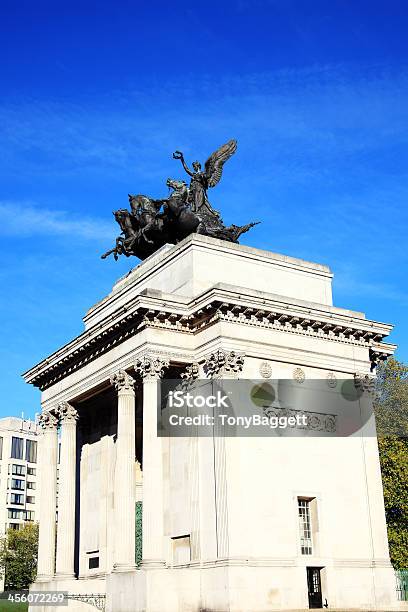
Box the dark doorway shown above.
[307,567,323,609]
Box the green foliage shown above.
[0,602,28,611]
[374,358,408,569]
[0,524,38,590]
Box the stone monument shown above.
[23,141,399,611]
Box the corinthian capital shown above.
[203,350,244,378]
[38,410,58,430]
[180,362,200,381]
[134,355,169,380]
[56,401,78,423]
[110,370,135,392]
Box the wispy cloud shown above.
[0,201,114,241]
[334,269,408,307]
[1,63,408,182]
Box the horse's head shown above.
[128,193,138,207]
[166,178,188,194]
[113,209,128,220]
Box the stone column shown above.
[134,355,169,568]
[55,402,78,579]
[203,350,245,559]
[37,410,59,581]
[110,370,137,571]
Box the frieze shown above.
[262,406,337,433]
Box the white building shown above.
[0,416,40,534]
[0,416,40,590]
[23,235,400,611]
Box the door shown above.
[307,567,323,608]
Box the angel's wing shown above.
[204,139,237,188]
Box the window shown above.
[11,464,25,476]
[11,479,24,490]
[27,467,36,476]
[10,437,23,460]
[9,523,20,531]
[88,557,99,569]
[25,440,37,464]
[26,496,35,504]
[0,436,3,460]
[27,481,36,490]
[25,510,35,521]
[10,493,23,505]
[298,498,313,555]
[8,509,22,519]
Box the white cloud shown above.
[0,201,114,241]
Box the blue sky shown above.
[1,0,408,419]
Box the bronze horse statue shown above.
[101,140,259,261]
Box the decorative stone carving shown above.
[354,373,377,397]
[293,367,305,384]
[110,370,135,392]
[326,372,337,388]
[259,361,272,379]
[263,407,337,433]
[134,355,169,380]
[180,362,200,380]
[203,350,244,378]
[56,401,78,423]
[66,594,106,611]
[38,410,58,429]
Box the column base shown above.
[35,574,54,582]
[113,563,138,573]
[139,559,166,569]
[54,572,76,580]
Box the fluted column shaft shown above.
[111,370,137,571]
[37,410,59,581]
[55,402,78,578]
[135,356,169,568]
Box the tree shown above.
[0,523,38,590]
[374,358,408,569]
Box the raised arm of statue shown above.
[173,150,195,178]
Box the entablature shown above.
[22,283,395,391]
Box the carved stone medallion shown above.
[293,367,305,383]
[259,361,272,379]
[326,372,337,388]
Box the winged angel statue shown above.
[101,139,259,261]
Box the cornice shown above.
[22,286,395,391]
